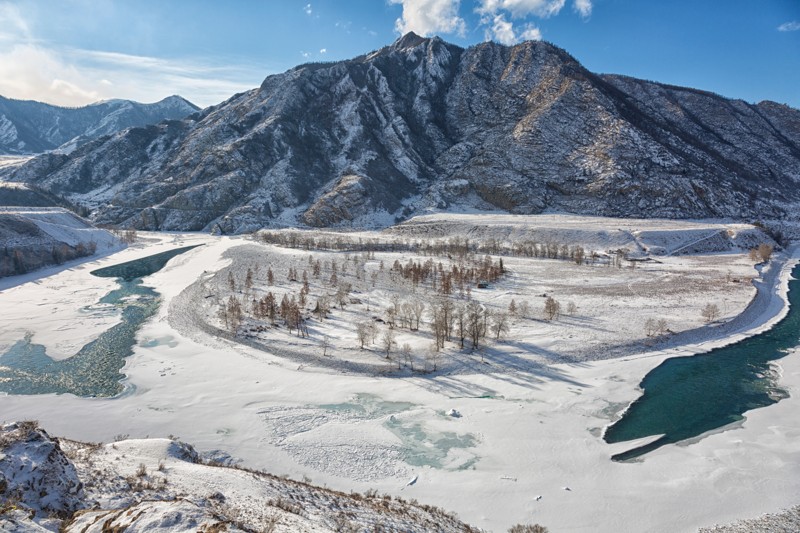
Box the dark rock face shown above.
[0,95,199,155]
[8,34,800,232]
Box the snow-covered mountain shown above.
[8,33,800,232]
[0,95,199,155]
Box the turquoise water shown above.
[0,245,199,397]
[604,264,800,461]
[320,393,479,469]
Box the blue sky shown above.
[0,0,798,108]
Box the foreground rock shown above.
[0,422,480,532]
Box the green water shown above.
[0,245,199,397]
[604,264,800,461]
[320,393,479,469]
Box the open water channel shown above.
[0,245,199,397]
[605,263,800,460]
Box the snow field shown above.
[0,222,798,532]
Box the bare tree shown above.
[656,318,669,336]
[335,282,352,309]
[401,342,413,370]
[491,311,510,340]
[321,335,331,357]
[245,267,254,293]
[355,322,370,350]
[644,318,657,337]
[381,328,396,359]
[314,295,330,320]
[368,321,379,344]
[543,296,561,320]
[566,301,577,316]
[508,299,517,316]
[466,300,485,349]
[226,296,243,334]
[411,300,425,331]
[517,300,530,319]
[701,303,720,323]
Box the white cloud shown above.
[519,24,543,40]
[778,21,800,32]
[485,13,540,44]
[303,3,312,15]
[477,0,566,19]
[0,3,31,41]
[389,0,466,37]
[573,0,592,18]
[0,43,262,108]
[300,51,310,58]
[319,48,327,54]
[0,8,263,108]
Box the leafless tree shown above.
[517,300,530,319]
[381,328,396,359]
[411,300,425,331]
[356,322,370,350]
[335,282,351,309]
[566,301,577,316]
[466,300,485,349]
[321,335,331,357]
[543,296,561,320]
[491,311,510,340]
[401,343,413,370]
[701,303,720,323]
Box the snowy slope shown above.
[0,207,120,278]
[0,422,480,532]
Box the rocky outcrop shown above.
[8,34,800,231]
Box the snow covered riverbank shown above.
[0,229,798,532]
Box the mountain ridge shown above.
[0,94,199,155]
[7,33,800,232]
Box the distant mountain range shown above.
[6,33,800,232]
[0,95,199,155]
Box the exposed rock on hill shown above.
[8,34,800,232]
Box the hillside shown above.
[0,421,481,532]
[0,95,199,155]
[0,207,119,278]
[6,33,800,232]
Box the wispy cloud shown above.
[573,0,592,19]
[303,3,312,16]
[485,13,541,44]
[477,0,564,44]
[477,0,566,19]
[778,21,800,32]
[0,8,263,107]
[389,0,466,37]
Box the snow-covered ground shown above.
[0,219,798,532]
